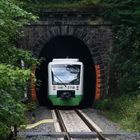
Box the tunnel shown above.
[35,36,96,107]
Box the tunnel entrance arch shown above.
[36,36,96,107]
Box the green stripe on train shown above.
[48,95,83,106]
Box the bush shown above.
[96,94,140,131]
[0,0,37,139]
[0,64,30,139]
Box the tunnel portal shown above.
[19,9,112,106]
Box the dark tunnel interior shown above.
[35,36,96,107]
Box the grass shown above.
[95,93,140,132]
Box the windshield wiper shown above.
[51,70,66,87]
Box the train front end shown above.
[48,59,84,106]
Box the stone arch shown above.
[32,26,103,66]
[32,26,105,105]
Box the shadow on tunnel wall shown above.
[35,36,96,107]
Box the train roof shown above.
[52,58,79,62]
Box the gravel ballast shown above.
[18,107,57,140]
[82,108,140,140]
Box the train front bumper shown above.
[48,95,83,106]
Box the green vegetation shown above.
[96,94,140,131]
[96,0,140,132]
[16,0,102,12]
[0,65,29,138]
[0,0,37,139]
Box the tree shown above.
[0,0,36,139]
[101,0,140,96]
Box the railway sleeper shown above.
[23,131,140,139]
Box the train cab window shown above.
[51,64,81,85]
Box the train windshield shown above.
[51,64,81,85]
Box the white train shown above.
[48,58,84,106]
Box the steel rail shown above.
[75,109,108,140]
[55,109,72,140]
[17,109,140,139]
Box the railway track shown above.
[52,109,108,140]
[18,108,140,140]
